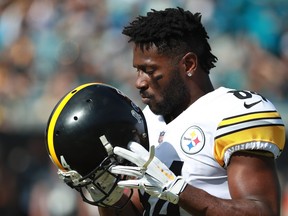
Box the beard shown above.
[150,69,189,118]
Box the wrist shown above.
[162,176,187,204]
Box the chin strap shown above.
[57,169,83,188]
[100,135,114,156]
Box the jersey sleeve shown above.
[213,91,286,168]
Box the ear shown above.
[182,52,197,75]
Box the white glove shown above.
[110,142,187,204]
[58,169,124,207]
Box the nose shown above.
[135,72,149,90]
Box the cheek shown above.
[154,84,173,103]
[151,80,169,98]
[149,68,179,98]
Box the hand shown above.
[110,142,187,204]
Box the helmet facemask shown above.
[58,154,132,208]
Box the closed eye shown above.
[134,64,156,74]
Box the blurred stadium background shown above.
[0,0,287,215]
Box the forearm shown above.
[178,185,279,216]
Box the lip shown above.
[141,97,150,104]
[140,93,151,104]
[140,92,152,104]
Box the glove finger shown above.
[120,177,162,197]
[128,141,150,157]
[117,179,142,188]
[144,160,176,184]
[128,141,155,170]
[116,143,175,183]
[113,146,146,166]
[128,142,171,177]
[117,179,160,192]
[127,143,175,183]
[110,165,143,178]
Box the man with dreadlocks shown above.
[99,7,286,216]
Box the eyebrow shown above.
[133,61,158,68]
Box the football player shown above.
[45,7,286,216]
[99,7,286,216]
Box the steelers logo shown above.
[180,126,205,155]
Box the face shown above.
[133,44,190,118]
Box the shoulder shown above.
[213,88,286,167]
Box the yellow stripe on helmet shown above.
[47,83,97,170]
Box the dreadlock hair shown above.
[122,7,217,73]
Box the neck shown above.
[163,74,214,124]
[187,74,214,107]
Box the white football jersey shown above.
[140,87,286,216]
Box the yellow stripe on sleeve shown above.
[218,111,281,128]
[214,125,286,167]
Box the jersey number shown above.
[141,161,184,216]
[228,90,267,109]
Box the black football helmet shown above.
[45,83,149,207]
